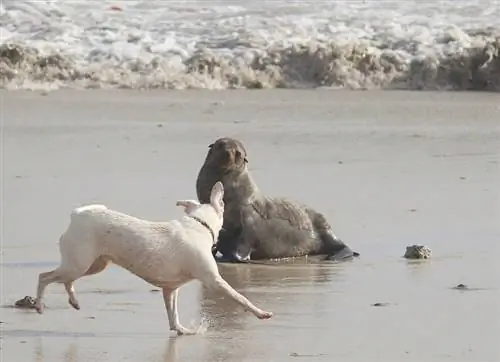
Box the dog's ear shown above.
[176,200,201,214]
[210,181,224,212]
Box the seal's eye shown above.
[208,143,214,149]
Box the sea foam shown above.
[1,0,499,91]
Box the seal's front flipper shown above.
[215,251,251,264]
[211,245,218,257]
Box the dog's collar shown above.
[190,216,215,242]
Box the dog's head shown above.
[176,182,225,238]
[203,137,248,173]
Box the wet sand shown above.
[1,90,499,362]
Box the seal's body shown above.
[196,137,358,263]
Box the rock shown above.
[404,245,432,259]
[451,283,484,291]
[290,352,326,357]
[14,296,37,309]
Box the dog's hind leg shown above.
[35,268,66,314]
[83,256,110,277]
[37,259,102,314]
[62,257,110,311]
[64,282,80,310]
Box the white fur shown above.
[34,182,272,335]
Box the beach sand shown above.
[1,90,499,362]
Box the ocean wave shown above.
[1,0,499,91]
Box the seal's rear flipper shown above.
[325,245,358,262]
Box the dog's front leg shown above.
[204,275,273,320]
[162,288,176,331]
[162,288,194,336]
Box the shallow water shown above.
[1,90,500,361]
[1,0,499,90]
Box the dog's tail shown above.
[73,204,107,214]
[72,204,107,216]
[69,204,108,223]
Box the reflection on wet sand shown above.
[199,259,348,331]
[162,337,178,362]
[33,340,43,362]
[33,339,78,362]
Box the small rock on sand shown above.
[452,284,483,291]
[404,245,432,259]
[14,296,37,309]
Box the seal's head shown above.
[203,137,248,173]
[196,137,255,262]
[197,137,251,205]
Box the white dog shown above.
[34,182,273,335]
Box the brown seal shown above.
[196,137,359,263]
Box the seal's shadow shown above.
[199,260,345,331]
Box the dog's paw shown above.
[69,298,80,310]
[35,302,44,315]
[257,311,273,320]
[174,326,197,336]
